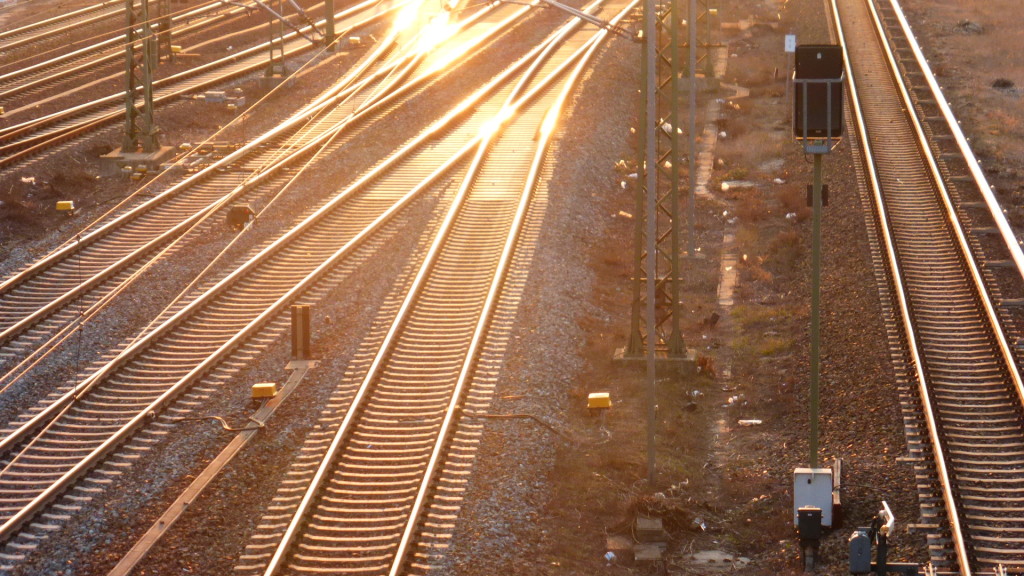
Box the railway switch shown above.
[848,502,920,575]
[849,529,872,574]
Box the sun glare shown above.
[393,1,423,34]
[415,12,454,53]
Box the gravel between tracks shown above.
[6,0,1022,573]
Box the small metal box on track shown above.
[587,392,612,410]
[251,382,278,399]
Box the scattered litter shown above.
[626,172,638,180]
[785,212,798,221]
[718,131,727,138]
[620,181,627,189]
[738,419,763,427]
[773,177,786,184]
[19,176,35,185]
[617,211,633,219]
[690,389,704,399]
[721,180,756,192]
[725,394,745,407]
[604,551,617,565]
[693,517,707,531]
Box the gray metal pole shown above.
[810,153,823,469]
[687,0,697,257]
[324,0,335,46]
[140,0,159,152]
[644,0,658,486]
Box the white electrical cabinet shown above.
[793,468,834,527]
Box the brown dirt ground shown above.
[531,0,1024,574]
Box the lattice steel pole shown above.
[121,0,161,153]
[266,0,287,77]
[157,0,172,62]
[628,0,685,358]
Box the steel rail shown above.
[0,5,394,347]
[882,0,1024,284]
[865,0,1024,407]
[0,0,374,163]
[387,3,634,571]
[0,0,535,548]
[830,2,970,573]
[0,0,241,101]
[0,1,121,41]
[0,0,386,293]
[0,0,125,49]
[837,0,1024,571]
[256,3,623,572]
[0,0,510,356]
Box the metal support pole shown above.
[686,0,697,258]
[324,0,335,46]
[666,0,683,356]
[809,152,823,469]
[643,0,658,486]
[140,0,159,152]
[157,0,172,62]
[121,0,160,152]
[122,0,138,152]
[266,0,287,77]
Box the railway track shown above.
[837,0,1024,573]
[234,4,633,574]
[0,0,259,108]
[0,0,126,59]
[0,0,352,169]
[0,0,398,374]
[0,1,622,571]
[0,0,543,436]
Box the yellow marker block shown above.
[56,200,75,211]
[587,392,612,410]
[251,382,277,399]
